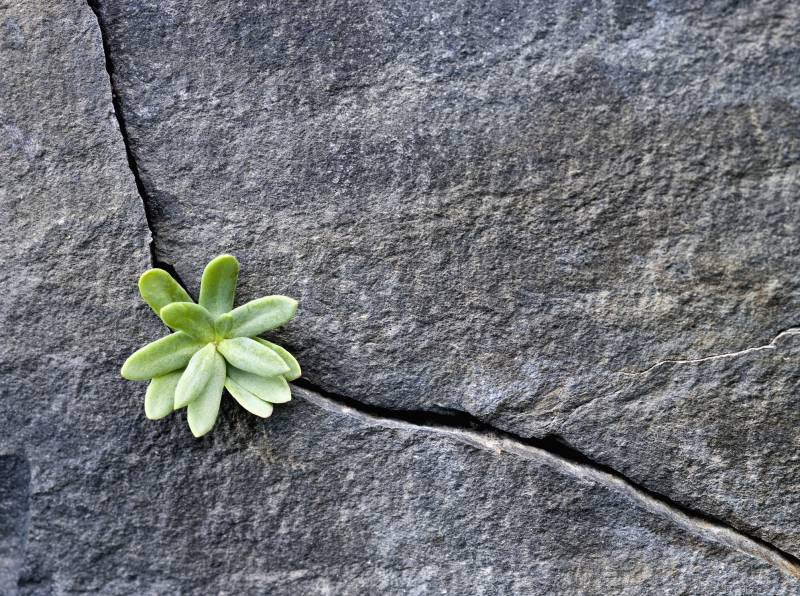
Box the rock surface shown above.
[2,0,800,593]
[96,0,800,567]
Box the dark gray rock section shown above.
[1,0,798,593]
[0,456,30,593]
[550,330,800,559]
[6,381,798,595]
[93,0,800,564]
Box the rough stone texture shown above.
[93,0,800,571]
[3,0,800,593]
[549,331,800,557]
[95,0,800,417]
[4,391,797,595]
[0,456,30,591]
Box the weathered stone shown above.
[92,0,800,572]
[3,0,800,593]
[549,331,800,557]
[0,456,30,592]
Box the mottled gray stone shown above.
[549,331,800,558]
[92,0,800,573]
[3,0,800,593]
[0,456,30,592]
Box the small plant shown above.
[121,255,301,437]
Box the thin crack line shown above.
[620,328,800,377]
[86,1,159,268]
[293,379,800,581]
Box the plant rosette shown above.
[121,254,301,437]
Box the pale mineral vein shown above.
[621,328,800,377]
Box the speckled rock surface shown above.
[94,0,800,417]
[3,0,800,593]
[93,0,800,571]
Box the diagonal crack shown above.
[87,0,160,270]
[620,327,800,377]
[293,378,800,581]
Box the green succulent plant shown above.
[121,254,301,437]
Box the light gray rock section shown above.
[1,0,797,593]
[94,0,800,567]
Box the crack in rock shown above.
[87,0,161,269]
[620,328,800,377]
[293,379,800,581]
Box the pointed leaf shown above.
[174,343,217,409]
[228,296,298,337]
[228,366,291,403]
[160,303,215,342]
[187,350,226,437]
[121,332,205,381]
[144,370,183,420]
[217,337,289,377]
[199,255,239,317]
[225,377,274,418]
[138,268,193,316]
[255,339,301,381]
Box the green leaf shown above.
[187,350,226,437]
[225,377,274,418]
[227,366,291,403]
[160,303,215,342]
[144,370,183,420]
[216,337,289,377]
[174,343,218,409]
[138,268,193,316]
[121,332,205,381]
[254,339,301,381]
[199,254,239,317]
[214,313,233,339]
[228,296,298,337]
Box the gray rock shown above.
[550,330,800,558]
[0,455,29,592]
[93,0,800,572]
[3,0,800,593]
